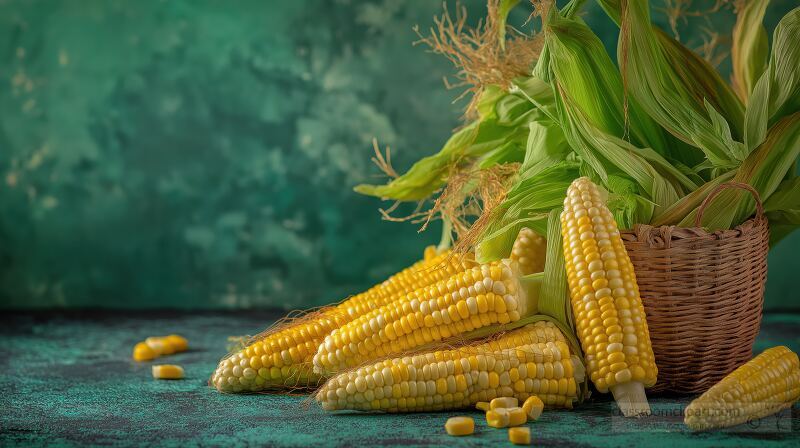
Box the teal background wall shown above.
[0,0,797,310]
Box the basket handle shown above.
[695,181,765,227]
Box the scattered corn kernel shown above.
[145,337,173,356]
[490,397,519,410]
[476,402,490,412]
[164,334,189,352]
[133,342,156,361]
[509,427,531,445]
[152,364,184,380]
[507,407,527,426]
[522,396,544,421]
[487,408,510,428]
[445,417,474,436]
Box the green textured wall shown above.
[0,1,797,310]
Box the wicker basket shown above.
[621,182,769,394]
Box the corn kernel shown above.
[509,427,531,445]
[314,321,583,413]
[487,408,510,428]
[444,416,474,436]
[490,397,519,409]
[133,342,156,361]
[145,337,173,356]
[152,364,184,380]
[522,396,544,421]
[507,407,527,426]
[164,334,189,352]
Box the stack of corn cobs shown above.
[212,0,800,431]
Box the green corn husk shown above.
[680,112,800,232]
[354,88,537,201]
[598,0,745,144]
[744,7,800,152]
[731,0,771,104]
[764,177,800,244]
[496,0,520,49]
[477,161,580,262]
[541,5,698,217]
[543,7,667,155]
[537,208,573,334]
[603,0,747,169]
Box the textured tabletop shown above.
[2,310,799,447]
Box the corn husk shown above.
[744,7,800,152]
[731,0,771,104]
[607,0,747,169]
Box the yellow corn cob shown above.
[560,177,657,417]
[312,227,547,375]
[210,246,475,392]
[312,262,547,373]
[315,321,585,412]
[510,227,547,276]
[685,346,800,431]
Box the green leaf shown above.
[768,219,800,246]
[476,85,507,120]
[518,119,570,178]
[354,121,481,201]
[650,170,736,226]
[732,0,770,103]
[511,76,556,122]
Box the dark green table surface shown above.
[2,311,799,447]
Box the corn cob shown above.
[312,256,545,374]
[509,227,547,276]
[315,321,585,412]
[210,246,475,392]
[560,177,657,416]
[684,346,800,431]
[310,229,547,375]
